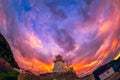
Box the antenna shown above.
[31,60,34,72]
[66,59,69,68]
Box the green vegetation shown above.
[0,33,19,80]
[0,70,19,80]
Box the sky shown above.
[0,0,120,76]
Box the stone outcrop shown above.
[18,71,80,80]
[0,58,12,73]
[0,33,19,68]
[79,74,95,80]
[106,72,120,80]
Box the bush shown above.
[0,71,19,80]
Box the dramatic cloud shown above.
[0,0,120,76]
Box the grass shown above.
[0,70,19,80]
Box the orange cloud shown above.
[114,52,120,60]
[100,21,111,32]
[111,38,118,51]
[17,56,53,74]
[25,33,43,49]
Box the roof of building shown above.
[93,58,120,75]
[54,55,65,62]
[98,66,112,75]
[56,55,63,59]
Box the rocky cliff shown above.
[0,33,19,80]
[0,33,19,69]
[18,71,80,80]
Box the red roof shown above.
[54,55,64,63]
[56,55,63,59]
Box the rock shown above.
[0,33,19,68]
[18,71,80,80]
[0,58,12,73]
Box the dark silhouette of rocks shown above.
[0,33,19,69]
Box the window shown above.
[107,71,109,74]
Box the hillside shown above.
[0,33,19,69]
[0,33,19,80]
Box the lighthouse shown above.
[53,55,65,72]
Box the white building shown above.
[53,55,65,72]
[98,67,115,80]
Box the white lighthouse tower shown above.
[53,55,65,72]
